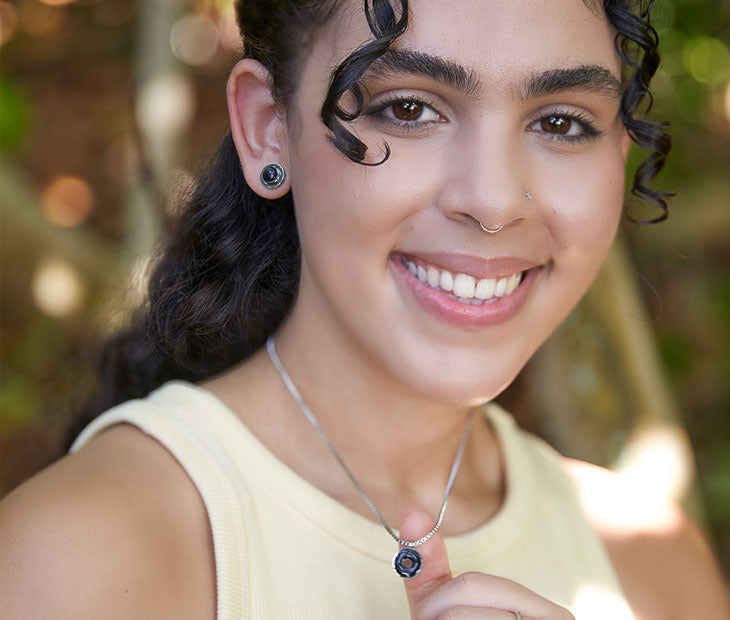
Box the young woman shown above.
[2,0,728,618]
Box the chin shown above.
[383,345,530,408]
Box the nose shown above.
[435,127,531,232]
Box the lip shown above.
[390,252,542,328]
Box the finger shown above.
[419,572,573,620]
[400,508,453,618]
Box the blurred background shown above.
[1,0,729,584]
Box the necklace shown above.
[266,337,475,579]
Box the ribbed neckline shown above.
[156,381,535,569]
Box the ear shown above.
[227,59,290,198]
[620,125,631,162]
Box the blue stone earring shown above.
[260,163,286,189]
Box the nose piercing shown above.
[478,221,503,234]
[260,163,286,189]
[477,192,531,233]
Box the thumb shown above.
[399,509,453,618]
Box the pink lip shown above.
[390,253,542,328]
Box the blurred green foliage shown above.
[0,74,32,153]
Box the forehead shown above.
[318,0,620,92]
[411,0,619,77]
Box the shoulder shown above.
[0,423,215,620]
[563,458,730,620]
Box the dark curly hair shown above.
[64,0,672,447]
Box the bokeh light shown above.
[136,73,195,139]
[31,258,85,317]
[170,14,219,67]
[41,175,94,227]
[218,4,241,53]
[0,1,18,46]
[615,425,694,508]
[572,584,635,620]
[37,0,75,6]
[682,36,730,86]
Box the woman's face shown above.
[283,0,629,405]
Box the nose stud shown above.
[525,192,532,200]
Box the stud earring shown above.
[260,163,286,189]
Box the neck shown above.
[205,289,505,534]
[274,308,476,491]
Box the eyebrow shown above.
[362,48,622,102]
[364,48,482,98]
[519,65,623,101]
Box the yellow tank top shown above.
[70,381,635,619]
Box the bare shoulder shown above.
[563,457,730,620]
[0,423,216,620]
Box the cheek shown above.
[535,142,625,263]
[288,129,441,272]
[287,129,394,305]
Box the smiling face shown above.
[273,0,629,405]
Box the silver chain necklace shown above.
[266,337,475,578]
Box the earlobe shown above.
[227,59,290,198]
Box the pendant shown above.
[393,548,423,579]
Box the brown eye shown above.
[541,115,571,134]
[392,100,424,121]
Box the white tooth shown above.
[417,265,427,283]
[494,277,508,297]
[506,272,520,294]
[503,274,516,295]
[475,278,496,300]
[407,261,417,276]
[427,266,440,288]
[440,270,454,292]
[453,273,476,298]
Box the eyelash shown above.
[365,95,444,133]
[532,108,603,143]
[365,96,603,143]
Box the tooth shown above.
[453,273,476,298]
[494,277,508,297]
[417,265,427,283]
[503,274,516,295]
[506,273,520,294]
[407,261,417,276]
[440,270,454,292]
[427,266,440,288]
[475,278,496,300]
[470,298,483,306]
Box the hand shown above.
[401,510,576,620]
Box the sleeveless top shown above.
[69,381,635,620]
